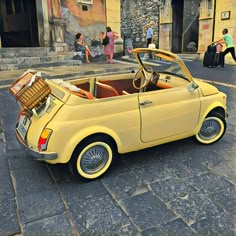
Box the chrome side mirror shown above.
[188,81,199,92]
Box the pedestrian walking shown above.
[213,28,236,69]
[101,26,119,64]
[145,21,154,48]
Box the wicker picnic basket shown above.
[9,71,51,110]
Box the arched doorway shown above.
[0,0,39,47]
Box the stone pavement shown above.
[0,60,236,235]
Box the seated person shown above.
[75,32,94,63]
[145,72,160,91]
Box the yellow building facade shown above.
[159,0,236,64]
[106,0,122,54]
[199,0,236,63]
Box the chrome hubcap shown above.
[199,119,221,140]
[81,145,109,174]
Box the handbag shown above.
[148,43,156,49]
[102,35,109,46]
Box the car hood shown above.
[194,78,219,96]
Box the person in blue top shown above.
[145,21,154,48]
[213,28,236,68]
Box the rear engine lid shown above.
[46,79,71,103]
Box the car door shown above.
[139,84,201,143]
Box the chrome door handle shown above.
[140,100,152,106]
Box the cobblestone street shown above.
[0,63,236,235]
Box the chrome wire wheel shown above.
[195,113,226,144]
[74,139,114,179]
[80,143,110,174]
[199,118,222,139]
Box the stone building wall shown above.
[182,0,200,52]
[60,0,122,56]
[183,0,200,30]
[159,0,172,50]
[159,0,200,52]
[121,0,161,49]
[60,0,106,56]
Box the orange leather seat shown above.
[70,89,95,100]
[96,82,119,98]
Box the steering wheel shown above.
[133,65,153,89]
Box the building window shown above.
[200,0,213,18]
[82,5,88,11]
[77,0,93,4]
[207,0,212,11]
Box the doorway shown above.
[171,0,184,53]
[0,0,39,47]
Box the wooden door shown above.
[171,0,184,53]
[0,0,39,47]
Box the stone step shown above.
[0,47,50,58]
[0,54,75,64]
[0,59,81,71]
[0,50,73,59]
[0,47,74,58]
[0,58,18,64]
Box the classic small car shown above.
[11,48,227,179]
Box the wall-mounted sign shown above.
[221,11,230,20]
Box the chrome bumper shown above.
[16,131,57,161]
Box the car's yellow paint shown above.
[139,84,200,142]
[13,49,227,169]
[194,94,227,134]
[44,92,140,164]
[43,85,226,165]
[155,53,175,61]
[194,78,219,96]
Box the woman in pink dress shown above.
[102,26,119,64]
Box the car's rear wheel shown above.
[195,112,226,144]
[69,136,116,179]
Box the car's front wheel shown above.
[195,112,226,145]
[69,136,116,179]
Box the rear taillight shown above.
[38,129,52,151]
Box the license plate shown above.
[17,115,31,140]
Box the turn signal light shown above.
[38,129,52,151]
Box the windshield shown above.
[137,51,190,81]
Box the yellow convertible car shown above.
[10,49,227,179]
